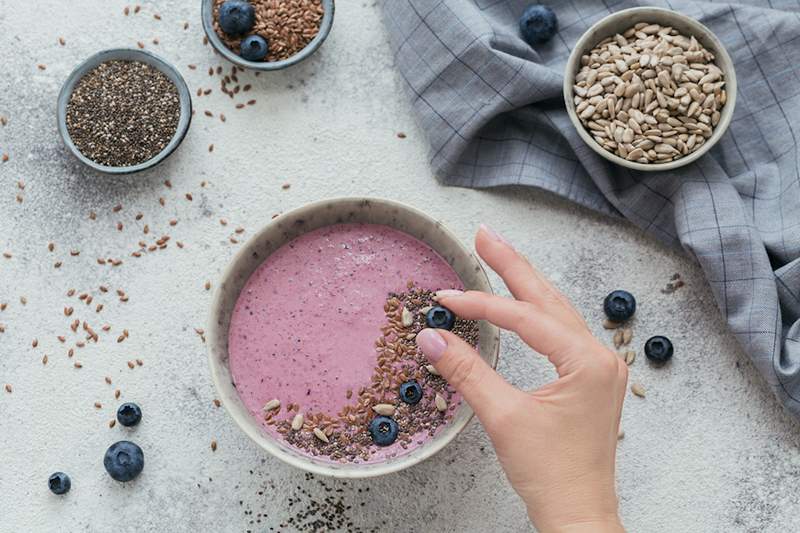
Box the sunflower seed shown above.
[631,383,646,397]
[262,399,280,412]
[613,329,624,348]
[372,404,396,416]
[425,364,440,376]
[435,393,447,412]
[603,319,621,329]
[313,427,330,443]
[401,307,413,328]
[622,328,633,345]
[291,413,304,431]
[624,350,636,365]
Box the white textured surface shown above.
[1,1,800,532]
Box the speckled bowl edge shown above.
[563,7,737,172]
[206,197,500,478]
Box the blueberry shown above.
[368,416,399,447]
[104,441,144,482]
[603,290,636,322]
[117,402,142,427]
[425,306,455,330]
[48,472,71,495]
[240,35,269,62]
[519,5,558,45]
[399,380,423,405]
[644,335,673,364]
[218,0,255,36]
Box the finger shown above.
[416,328,523,422]
[475,224,587,327]
[436,290,572,357]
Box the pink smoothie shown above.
[228,223,465,462]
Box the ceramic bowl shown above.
[563,7,737,171]
[201,0,335,71]
[56,48,192,175]
[207,197,500,478]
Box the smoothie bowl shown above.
[207,198,499,478]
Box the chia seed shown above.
[65,60,180,167]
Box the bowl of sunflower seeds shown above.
[564,7,737,171]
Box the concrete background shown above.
[1,1,800,531]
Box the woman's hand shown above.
[416,225,627,533]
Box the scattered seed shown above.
[37,64,47,70]
[603,319,621,329]
[109,419,117,428]
[74,362,83,368]
[631,383,646,398]
[205,281,211,291]
[618,428,625,439]
[211,439,218,452]
[4,384,11,393]
[105,376,112,384]
[42,354,48,365]
[213,399,221,408]
[282,183,291,190]
[622,328,633,345]
[397,132,407,139]
[115,389,121,399]
[208,144,214,152]
[94,402,102,409]
[185,193,193,201]
[613,329,624,348]
[624,350,636,365]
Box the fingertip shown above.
[416,328,447,363]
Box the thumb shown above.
[416,328,519,423]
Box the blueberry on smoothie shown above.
[368,416,399,446]
[519,5,558,45]
[240,35,269,61]
[426,306,455,330]
[104,441,144,482]
[644,335,673,364]
[116,402,142,427]
[48,472,71,495]
[603,290,636,322]
[399,380,423,405]
[218,0,255,36]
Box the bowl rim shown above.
[206,196,500,478]
[201,0,335,71]
[56,48,193,175]
[563,6,737,172]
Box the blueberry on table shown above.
[240,35,269,61]
[399,380,423,405]
[104,441,144,482]
[48,472,71,495]
[218,0,255,36]
[116,402,142,427]
[425,306,455,330]
[519,5,558,45]
[644,335,673,364]
[368,416,399,446]
[603,290,636,322]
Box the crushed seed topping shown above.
[264,284,478,463]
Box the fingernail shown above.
[479,224,512,247]
[435,289,463,300]
[416,328,447,363]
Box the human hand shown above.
[416,225,627,533]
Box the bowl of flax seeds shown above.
[57,49,192,174]
[202,0,334,71]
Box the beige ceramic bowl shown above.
[563,7,737,171]
[207,197,500,478]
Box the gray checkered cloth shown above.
[381,0,800,417]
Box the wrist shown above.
[529,508,623,533]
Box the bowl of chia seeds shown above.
[57,49,192,174]
[202,0,334,71]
